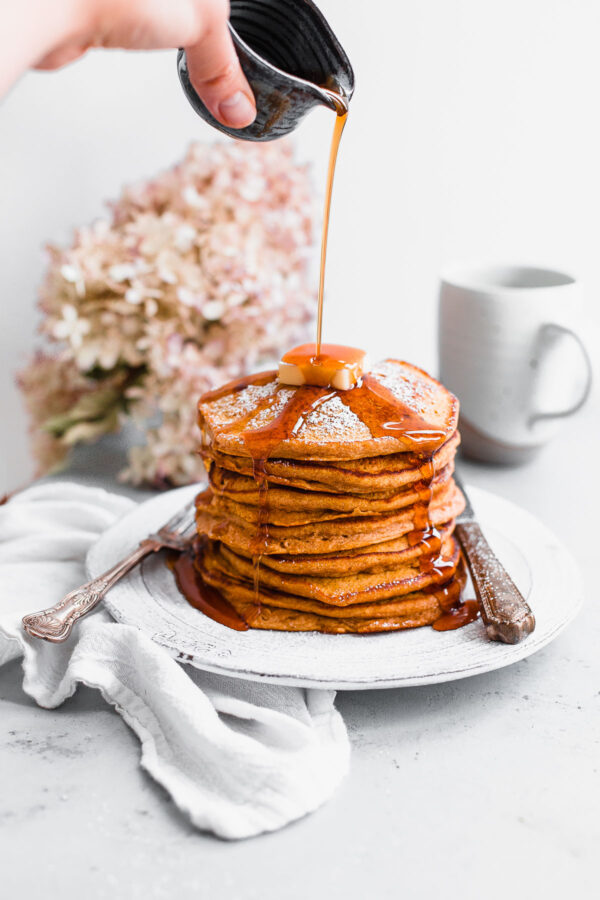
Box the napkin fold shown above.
[0,483,350,839]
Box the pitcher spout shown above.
[178,0,354,141]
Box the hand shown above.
[3,0,256,130]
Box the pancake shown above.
[195,481,465,555]
[197,554,465,633]
[257,521,455,576]
[198,360,459,460]
[206,536,459,605]
[202,478,456,527]
[207,461,454,516]
[203,431,460,494]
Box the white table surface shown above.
[1,391,598,900]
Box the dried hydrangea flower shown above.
[20,141,316,487]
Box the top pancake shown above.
[198,359,459,460]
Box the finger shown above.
[185,9,256,130]
[94,0,203,50]
[33,43,92,71]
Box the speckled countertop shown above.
[1,392,598,900]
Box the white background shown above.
[1,0,600,493]
[1,6,599,892]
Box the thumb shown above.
[185,5,256,130]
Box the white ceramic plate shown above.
[87,484,582,690]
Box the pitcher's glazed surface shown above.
[177,0,354,140]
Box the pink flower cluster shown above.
[19,141,316,486]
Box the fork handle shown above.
[22,539,159,643]
[455,521,536,644]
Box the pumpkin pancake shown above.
[207,461,454,515]
[198,360,459,460]
[240,521,455,576]
[205,478,456,527]
[195,480,464,554]
[206,536,459,605]
[202,431,460,495]
[197,555,465,633]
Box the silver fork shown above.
[22,499,197,643]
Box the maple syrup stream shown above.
[316,92,348,355]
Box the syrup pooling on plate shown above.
[167,541,248,631]
[433,600,480,631]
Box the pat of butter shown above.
[278,361,309,386]
[278,344,367,390]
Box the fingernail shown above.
[218,92,256,128]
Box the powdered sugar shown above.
[372,361,435,416]
[247,388,295,430]
[206,381,278,426]
[298,395,372,441]
[203,361,449,449]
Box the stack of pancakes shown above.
[194,360,466,633]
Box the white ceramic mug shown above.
[438,264,593,463]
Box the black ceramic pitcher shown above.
[177,0,354,141]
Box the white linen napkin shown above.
[0,482,350,840]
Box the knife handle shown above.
[455,520,535,644]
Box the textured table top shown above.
[1,392,598,900]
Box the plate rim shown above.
[87,483,583,690]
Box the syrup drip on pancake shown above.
[407,459,451,589]
[432,556,480,630]
[203,372,445,454]
[251,458,269,612]
[405,459,477,623]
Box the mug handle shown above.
[528,323,593,425]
